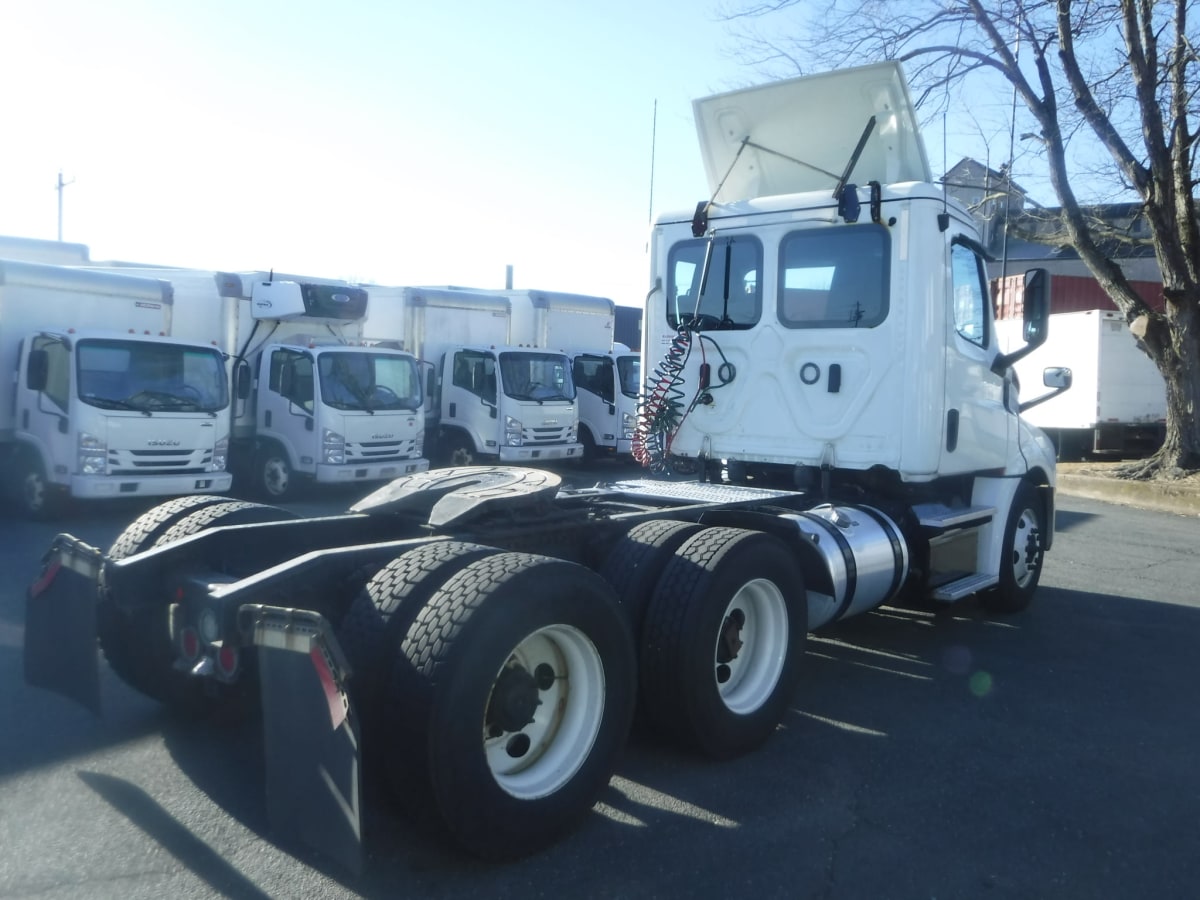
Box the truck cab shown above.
[218,275,429,499]
[570,346,639,459]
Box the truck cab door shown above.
[259,348,313,467]
[18,334,73,482]
[940,240,1011,473]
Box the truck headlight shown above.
[505,415,523,447]
[622,412,636,440]
[567,420,578,442]
[209,435,229,472]
[322,428,346,464]
[415,428,425,456]
[78,432,107,475]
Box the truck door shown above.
[18,334,74,483]
[259,348,314,468]
[940,240,1011,472]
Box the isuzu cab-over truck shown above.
[503,288,641,460]
[365,285,583,466]
[1,259,232,517]
[24,62,1067,873]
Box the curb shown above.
[1057,473,1200,517]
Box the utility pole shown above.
[55,170,75,241]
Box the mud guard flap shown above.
[241,604,364,876]
[24,535,104,714]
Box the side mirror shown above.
[1019,366,1073,413]
[235,359,252,400]
[26,349,49,392]
[992,267,1050,375]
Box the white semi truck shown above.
[93,267,430,500]
[25,62,1066,871]
[364,285,583,466]
[0,259,232,517]
[504,289,641,460]
[996,306,1166,459]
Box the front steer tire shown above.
[384,552,636,860]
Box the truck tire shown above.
[640,527,807,760]
[97,500,297,706]
[982,481,1045,614]
[254,444,297,501]
[14,452,65,520]
[579,427,598,461]
[442,435,479,468]
[106,494,232,560]
[337,541,499,726]
[598,519,704,639]
[384,552,636,860]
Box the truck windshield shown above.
[617,355,641,399]
[499,351,575,402]
[667,235,763,331]
[317,350,422,412]
[77,339,228,413]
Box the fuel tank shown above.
[780,504,909,630]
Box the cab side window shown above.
[452,350,497,404]
[951,242,989,348]
[32,335,70,412]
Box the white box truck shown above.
[996,307,1166,458]
[365,286,582,466]
[504,289,641,460]
[27,62,1067,870]
[0,259,232,517]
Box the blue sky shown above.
[0,1,1032,307]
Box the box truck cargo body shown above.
[996,308,1165,457]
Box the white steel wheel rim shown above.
[483,624,605,800]
[1011,506,1041,588]
[264,458,289,495]
[713,577,789,715]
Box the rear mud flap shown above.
[241,604,363,876]
[24,535,103,714]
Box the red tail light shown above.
[216,645,238,678]
[180,627,201,662]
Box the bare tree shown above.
[719,0,1200,478]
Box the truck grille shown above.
[523,425,572,444]
[108,448,213,475]
[345,438,421,462]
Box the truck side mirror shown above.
[1019,366,1073,413]
[26,349,49,392]
[992,267,1050,375]
[1021,268,1049,349]
[234,360,252,401]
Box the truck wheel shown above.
[598,519,704,639]
[640,527,807,760]
[14,453,65,520]
[107,494,231,559]
[982,481,1045,614]
[443,436,478,468]
[255,445,296,501]
[384,553,636,860]
[579,427,597,461]
[97,500,297,706]
[337,541,499,725]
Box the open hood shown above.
[693,61,932,202]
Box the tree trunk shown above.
[1124,297,1200,478]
